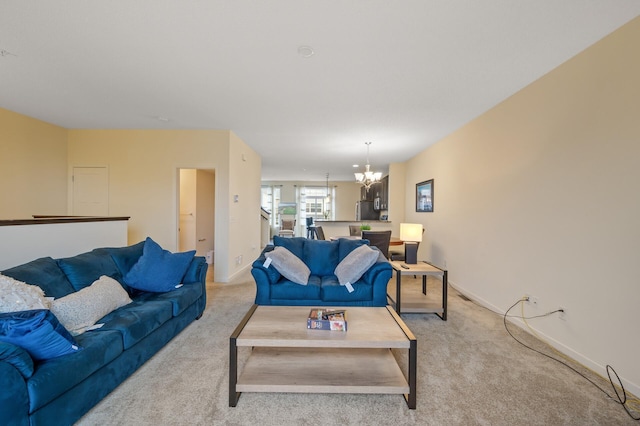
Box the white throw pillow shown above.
[0,274,50,313]
[51,275,132,335]
[264,246,311,285]
[334,244,380,286]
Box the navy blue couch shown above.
[251,236,392,306]
[0,241,207,426]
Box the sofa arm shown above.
[361,256,393,306]
[182,256,208,285]
[0,342,34,379]
[251,246,281,304]
[0,344,30,426]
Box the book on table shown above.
[307,308,347,331]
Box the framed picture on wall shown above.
[416,179,434,212]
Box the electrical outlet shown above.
[526,295,539,306]
[559,307,567,321]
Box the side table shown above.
[388,261,448,320]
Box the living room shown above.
[1,3,639,424]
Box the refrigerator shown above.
[355,201,379,220]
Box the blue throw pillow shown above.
[124,237,196,292]
[0,310,82,361]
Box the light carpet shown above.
[76,272,636,425]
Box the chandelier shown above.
[354,142,382,190]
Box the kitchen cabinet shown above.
[360,185,373,201]
[371,176,389,211]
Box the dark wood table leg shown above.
[229,304,258,406]
[395,270,402,315]
[229,336,240,406]
[422,275,427,295]
[406,337,417,409]
[442,270,448,321]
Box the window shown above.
[302,186,333,221]
[261,186,281,226]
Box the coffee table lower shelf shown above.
[237,347,409,394]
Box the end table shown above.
[389,261,448,320]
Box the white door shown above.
[73,167,109,216]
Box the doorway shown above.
[178,169,215,265]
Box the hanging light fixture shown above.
[324,173,331,220]
[354,142,382,191]
[325,173,330,199]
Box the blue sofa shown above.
[251,236,392,306]
[0,241,207,426]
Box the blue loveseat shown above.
[0,240,207,426]
[251,236,392,306]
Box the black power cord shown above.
[502,298,640,421]
[464,295,564,320]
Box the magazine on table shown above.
[307,308,347,331]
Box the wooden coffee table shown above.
[229,305,417,409]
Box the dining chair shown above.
[361,230,391,259]
[314,226,326,240]
[390,228,424,261]
[349,225,362,236]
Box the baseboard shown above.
[448,281,640,399]
[227,264,253,284]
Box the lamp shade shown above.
[400,223,423,242]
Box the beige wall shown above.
[0,108,68,218]
[67,129,260,282]
[387,162,406,237]
[403,17,640,394]
[227,131,262,281]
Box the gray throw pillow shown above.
[334,244,379,285]
[265,246,310,285]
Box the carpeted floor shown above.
[76,271,637,425]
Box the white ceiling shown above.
[1,1,639,181]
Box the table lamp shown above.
[400,223,423,264]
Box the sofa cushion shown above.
[97,299,173,349]
[334,244,380,286]
[273,236,306,259]
[2,257,76,298]
[26,329,124,412]
[0,274,50,313]
[337,238,369,261]
[0,310,82,361]
[124,237,196,292]
[135,282,203,317]
[0,341,34,379]
[303,239,339,276]
[57,250,123,292]
[106,240,145,276]
[265,246,310,285]
[320,276,373,302]
[51,276,132,335]
[271,275,321,301]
